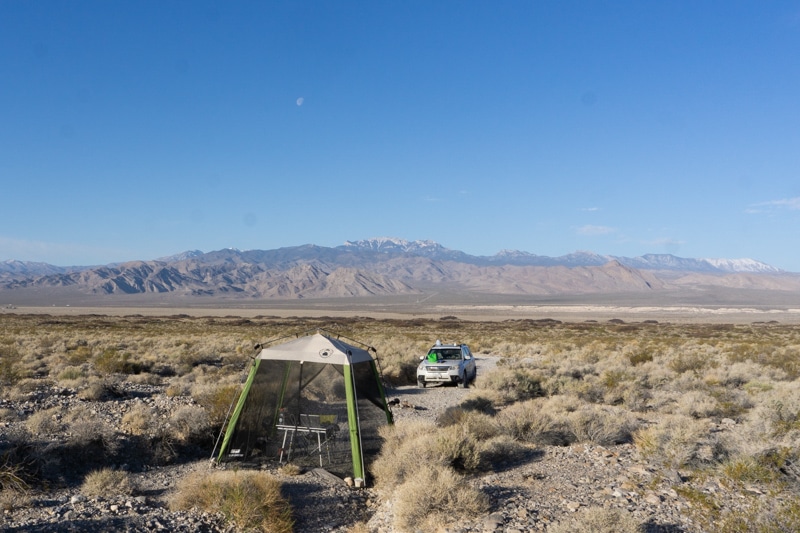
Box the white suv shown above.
[417,341,477,388]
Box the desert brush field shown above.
[2,312,800,532]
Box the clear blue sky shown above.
[2,2,800,271]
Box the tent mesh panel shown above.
[220,358,388,480]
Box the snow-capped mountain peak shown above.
[702,258,783,274]
[343,237,445,253]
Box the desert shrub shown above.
[169,405,211,445]
[713,495,800,533]
[627,350,654,366]
[709,387,753,419]
[374,421,462,491]
[566,404,639,445]
[77,378,124,401]
[170,470,293,533]
[433,424,484,471]
[277,463,303,476]
[436,406,467,427]
[193,383,241,428]
[0,408,18,423]
[121,404,156,436]
[0,427,40,489]
[81,468,135,498]
[634,415,724,469]
[675,390,720,419]
[165,381,190,397]
[56,365,87,382]
[768,399,800,437]
[477,434,530,468]
[720,454,782,486]
[459,394,497,415]
[668,351,711,374]
[0,345,28,387]
[64,408,120,458]
[25,407,64,436]
[392,463,489,532]
[66,344,93,365]
[721,446,800,488]
[548,506,640,533]
[477,367,545,404]
[0,459,29,494]
[94,348,144,375]
[0,486,31,512]
[495,399,573,446]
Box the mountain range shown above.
[1,238,798,302]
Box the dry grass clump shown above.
[81,467,135,498]
[476,365,546,405]
[0,345,29,388]
[55,364,88,383]
[192,382,241,428]
[634,415,723,469]
[566,404,639,445]
[494,398,574,446]
[0,458,29,496]
[548,506,640,533]
[711,496,800,533]
[392,463,489,532]
[63,406,120,457]
[25,406,64,436]
[121,404,156,436]
[170,469,293,533]
[168,405,211,445]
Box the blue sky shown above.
[2,2,800,271]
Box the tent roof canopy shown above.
[255,331,375,365]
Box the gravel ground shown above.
[1,355,770,532]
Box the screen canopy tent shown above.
[215,332,394,484]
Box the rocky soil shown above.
[1,355,772,532]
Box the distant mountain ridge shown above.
[341,238,782,273]
[0,238,794,300]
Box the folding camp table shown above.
[277,414,337,466]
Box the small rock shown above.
[644,492,662,505]
[483,512,504,530]
[565,501,581,512]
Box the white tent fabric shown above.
[256,333,374,365]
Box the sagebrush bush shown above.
[495,398,574,446]
[476,366,545,404]
[94,348,143,375]
[192,383,241,428]
[65,407,120,457]
[0,345,28,387]
[25,407,63,436]
[121,404,156,436]
[56,365,87,382]
[0,486,31,512]
[634,415,723,469]
[169,405,211,445]
[392,463,489,532]
[373,420,437,491]
[81,468,135,498]
[566,404,639,445]
[170,470,293,533]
